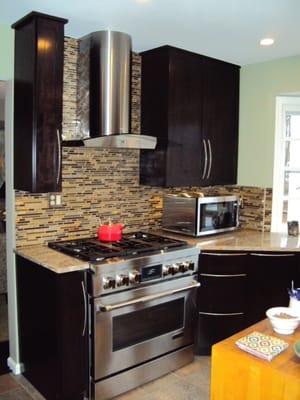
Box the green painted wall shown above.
[238,55,300,187]
[0,24,14,80]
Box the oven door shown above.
[92,275,199,381]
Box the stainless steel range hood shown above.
[79,31,157,149]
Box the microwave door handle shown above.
[202,139,208,179]
[207,138,212,179]
[96,281,200,312]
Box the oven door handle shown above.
[96,280,200,312]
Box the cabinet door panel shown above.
[195,313,246,355]
[201,59,239,186]
[247,253,296,325]
[167,48,204,186]
[14,21,36,191]
[17,255,88,400]
[35,17,64,192]
[13,13,66,193]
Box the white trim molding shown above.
[5,80,21,373]
[7,357,24,375]
[271,96,300,232]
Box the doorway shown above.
[0,79,9,375]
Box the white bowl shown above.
[266,307,300,335]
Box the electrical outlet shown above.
[49,193,62,208]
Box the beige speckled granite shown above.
[16,229,300,274]
[161,229,300,253]
[15,246,89,274]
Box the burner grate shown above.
[48,232,187,262]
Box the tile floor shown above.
[0,356,211,400]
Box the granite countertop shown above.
[15,245,89,274]
[160,228,300,252]
[15,229,300,274]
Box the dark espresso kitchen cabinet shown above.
[12,12,67,193]
[195,250,299,354]
[16,256,88,400]
[195,251,248,355]
[140,46,240,187]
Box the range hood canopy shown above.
[80,30,156,150]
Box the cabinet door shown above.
[17,255,88,400]
[140,46,170,186]
[166,48,204,187]
[35,17,64,192]
[201,58,239,186]
[13,13,66,193]
[247,253,296,325]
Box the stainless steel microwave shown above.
[162,193,240,237]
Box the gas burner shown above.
[48,232,188,262]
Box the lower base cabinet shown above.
[16,255,88,400]
[195,251,299,354]
[195,252,249,354]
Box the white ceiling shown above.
[2,0,300,65]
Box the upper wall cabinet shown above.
[12,12,68,193]
[140,46,240,187]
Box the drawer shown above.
[199,252,248,274]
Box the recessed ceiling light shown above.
[260,38,275,46]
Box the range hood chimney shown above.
[80,31,157,149]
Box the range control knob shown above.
[187,261,195,271]
[178,263,188,273]
[171,263,179,275]
[163,265,171,276]
[129,271,142,284]
[116,274,130,287]
[103,276,116,290]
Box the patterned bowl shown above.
[266,307,300,335]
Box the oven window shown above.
[112,298,184,351]
[200,201,237,232]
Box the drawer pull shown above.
[250,253,295,257]
[199,311,244,316]
[200,273,247,278]
[201,252,248,256]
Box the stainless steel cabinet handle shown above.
[56,129,62,185]
[250,253,295,257]
[199,311,244,316]
[207,138,212,179]
[81,281,87,337]
[200,273,247,278]
[202,139,207,179]
[96,281,200,312]
[201,252,248,256]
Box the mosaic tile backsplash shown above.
[15,38,273,247]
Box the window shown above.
[272,96,300,232]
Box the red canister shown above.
[98,223,124,242]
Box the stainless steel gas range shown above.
[49,232,200,400]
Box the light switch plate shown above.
[48,193,63,208]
